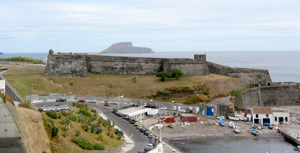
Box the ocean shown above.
[1,51,299,83]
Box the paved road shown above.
[33,101,150,153]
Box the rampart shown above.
[44,51,272,87]
[235,84,300,109]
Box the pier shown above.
[280,125,300,145]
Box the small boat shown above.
[250,128,259,136]
[219,119,225,126]
[228,116,240,121]
[229,121,235,128]
[234,127,240,133]
[168,123,173,128]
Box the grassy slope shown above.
[43,107,123,153]
[3,68,243,103]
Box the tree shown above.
[156,72,170,82]
[171,69,184,79]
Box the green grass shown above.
[3,68,243,103]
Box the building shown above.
[206,96,231,117]
[273,110,289,125]
[252,106,273,125]
[0,80,5,94]
[119,107,158,120]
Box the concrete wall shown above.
[235,85,300,109]
[207,62,272,87]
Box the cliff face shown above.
[101,42,154,54]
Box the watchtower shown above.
[194,54,206,62]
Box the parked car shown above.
[147,143,154,149]
[144,146,152,152]
[140,128,146,133]
[113,109,117,114]
[129,118,137,124]
[148,133,154,138]
[159,106,168,110]
[0,67,8,70]
[138,150,146,153]
[144,131,152,136]
[263,123,273,129]
[137,125,143,130]
[122,115,130,120]
[77,99,86,102]
[88,99,97,103]
[56,98,67,102]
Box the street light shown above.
[30,83,36,103]
[172,100,175,111]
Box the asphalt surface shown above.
[33,101,150,153]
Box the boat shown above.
[168,123,173,128]
[234,126,240,133]
[229,121,235,128]
[228,116,240,121]
[219,119,225,126]
[250,128,259,135]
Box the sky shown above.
[1,0,300,53]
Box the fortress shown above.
[44,50,272,87]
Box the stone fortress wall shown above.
[44,50,271,87]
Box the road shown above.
[33,101,150,153]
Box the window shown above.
[266,114,269,117]
[285,117,288,122]
[275,117,277,122]
[256,114,258,118]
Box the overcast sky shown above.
[1,0,300,53]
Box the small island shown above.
[0,52,3,55]
[101,42,154,54]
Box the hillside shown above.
[101,42,154,54]
[3,68,243,104]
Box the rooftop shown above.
[252,106,273,114]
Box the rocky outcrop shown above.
[101,42,154,54]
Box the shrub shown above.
[156,72,171,82]
[78,109,91,117]
[76,130,81,137]
[70,114,78,122]
[46,111,58,119]
[62,130,68,137]
[132,76,137,83]
[171,69,184,79]
[98,134,103,141]
[91,124,95,133]
[160,90,170,95]
[72,137,94,150]
[91,109,96,113]
[51,126,59,137]
[94,143,105,150]
[110,83,114,88]
[70,80,74,86]
[230,87,245,97]
[38,108,43,112]
[96,128,103,134]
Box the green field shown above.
[3,68,243,104]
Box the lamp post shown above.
[172,100,175,111]
[30,83,36,103]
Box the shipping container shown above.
[180,114,197,122]
[160,116,175,123]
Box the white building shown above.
[252,106,274,125]
[273,110,289,125]
[119,107,158,120]
[0,80,5,94]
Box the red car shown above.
[77,99,86,103]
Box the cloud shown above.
[0,0,300,52]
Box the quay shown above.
[280,125,300,145]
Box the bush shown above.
[171,69,184,79]
[62,130,68,137]
[110,83,114,88]
[70,80,74,86]
[72,137,94,150]
[230,87,245,97]
[94,143,105,150]
[160,90,170,95]
[76,130,81,137]
[91,109,96,113]
[156,72,171,82]
[70,114,78,122]
[38,108,43,112]
[46,111,58,119]
[98,134,103,141]
[96,128,103,134]
[51,126,59,137]
[132,76,137,83]
[19,102,32,109]
[78,109,91,117]
[0,56,44,64]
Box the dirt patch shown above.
[16,107,51,153]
